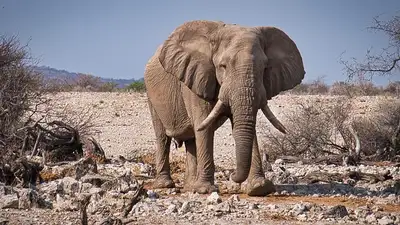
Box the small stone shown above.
[166,204,177,214]
[275,159,284,164]
[188,192,200,199]
[187,215,194,221]
[378,216,395,225]
[179,201,191,214]
[101,174,138,194]
[54,194,78,212]
[325,205,348,218]
[39,181,62,197]
[372,205,384,212]
[291,203,308,216]
[267,204,278,210]
[297,214,307,221]
[166,188,180,195]
[59,177,80,195]
[0,218,9,225]
[18,189,31,209]
[228,194,240,203]
[88,187,104,195]
[248,203,258,210]
[214,202,231,213]
[80,174,112,187]
[146,190,158,199]
[366,214,377,223]
[0,194,19,209]
[206,192,222,205]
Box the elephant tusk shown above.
[197,100,225,131]
[261,104,287,134]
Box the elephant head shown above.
[158,20,305,183]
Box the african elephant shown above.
[144,20,305,196]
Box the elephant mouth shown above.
[197,99,286,133]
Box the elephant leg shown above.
[245,135,276,196]
[192,130,218,194]
[148,101,175,188]
[182,138,197,191]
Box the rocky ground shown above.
[1,92,400,225]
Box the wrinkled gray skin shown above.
[144,20,305,196]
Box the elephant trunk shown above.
[230,86,257,183]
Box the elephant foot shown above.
[245,176,275,196]
[181,178,196,192]
[187,181,218,194]
[153,175,175,188]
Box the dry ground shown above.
[1,92,399,225]
[47,92,393,168]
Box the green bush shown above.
[126,81,146,92]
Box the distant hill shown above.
[32,66,142,88]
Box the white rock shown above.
[18,189,31,209]
[166,204,177,214]
[179,201,191,214]
[298,214,308,221]
[39,181,62,197]
[248,203,258,210]
[267,204,278,210]
[215,202,231,213]
[59,177,80,195]
[291,203,307,216]
[206,192,222,205]
[0,194,19,209]
[228,194,240,203]
[365,214,377,223]
[378,216,395,225]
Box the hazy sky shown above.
[1,0,399,84]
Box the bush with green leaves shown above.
[125,81,146,92]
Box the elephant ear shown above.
[257,26,306,100]
[159,20,223,101]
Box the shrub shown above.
[356,81,382,96]
[263,95,400,162]
[290,83,310,94]
[125,81,146,92]
[99,81,118,92]
[289,78,329,95]
[263,97,356,160]
[42,74,120,92]
[0,36,105,186]
[329,81,354,96]
[383,81,400,96]
[307,78,329,95]
[352,98,400,160]
[0,36,45,142]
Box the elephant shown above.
[144,20,305,196]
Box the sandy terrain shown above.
[47,92,394,168]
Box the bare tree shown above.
[341,13,400,80]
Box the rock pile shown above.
[0,156,399,224]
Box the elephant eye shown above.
[219,64,226,69]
